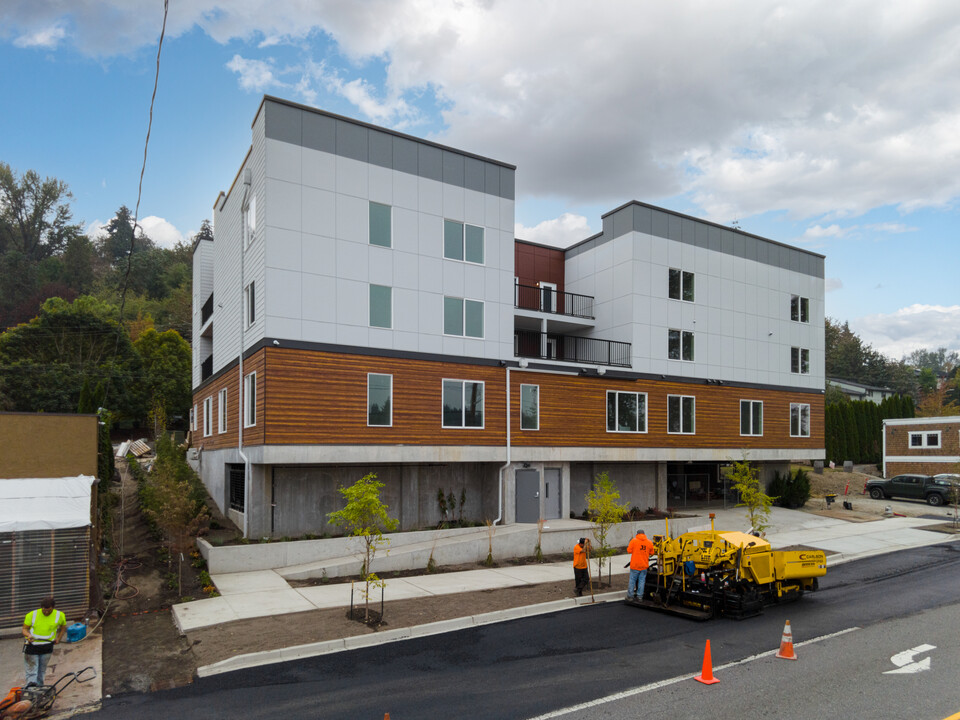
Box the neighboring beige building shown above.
[0,412,99,629]
[0,412,98,479]
[883,416,960,477]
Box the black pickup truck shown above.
[866,474,960,506]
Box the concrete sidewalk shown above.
[173,506,958,634]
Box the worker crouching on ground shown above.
[22,597,67,687]
[573,537,591,596]
[626,530,654,600]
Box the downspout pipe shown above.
[238,168,251,539]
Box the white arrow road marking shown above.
[883,644,936,674]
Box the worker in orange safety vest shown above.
[626,530,654,601]
[573,537,591,596]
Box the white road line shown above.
[525,627,861,720]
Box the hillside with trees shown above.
[0,162,201,430]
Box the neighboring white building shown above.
[827,377,896,404]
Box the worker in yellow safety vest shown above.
[22,597,67,687]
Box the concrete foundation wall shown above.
[569,462,660,517]
[226,461,502,538]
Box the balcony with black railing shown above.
[515,283,594,319]
[514,329,631,368]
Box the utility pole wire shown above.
[117,0,169,328]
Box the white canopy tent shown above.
[0,475,96,533]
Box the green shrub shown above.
[772,468,812,509]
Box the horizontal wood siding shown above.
[233,348,822,451]
[511,371,823,450]
[264,349,506,445]
[192,350,266,450]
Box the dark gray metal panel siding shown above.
[484,162,500,196]
[695,222,709,249]
[708,226,722,252]
[585,199,823,277]
[368,130,393,169]
[500,166,515,201]
[633,204,653,234]
[418,144,443,182]
[613,208,631,239]
[261,100,515,200]
[442,151,465,186]
[464,157,485,193]
[336,120,368,163]
[651,210,669,239]
[393,136,419,175]
[265,101,302,145]
[302,110,335,153]
[734,233,746,258]
[0,528,90,629]
[668,214,682,242]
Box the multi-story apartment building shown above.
[192,96,825,538]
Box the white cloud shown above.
[864,222,918,234]
[84,219,108,240]
[803,224,854,240]
[85,215,185,249]
[139,216,185,249]
[854,304,960,358]
[515,213,593,248]
[12,24,65,49]
[226,54,281,93]
[8,1,960,223]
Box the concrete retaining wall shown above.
[201,515,711,578]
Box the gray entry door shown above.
[515,469,541,523]
[544,468,562,520]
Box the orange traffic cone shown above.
[384,714,390,720]
[776,620,797,660]
[694,639,720,684]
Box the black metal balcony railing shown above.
[201,354,213,381]
[515,283,594,319]
[201,293,214,324]
[514,330,631,368]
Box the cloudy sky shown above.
[1,0,958,359]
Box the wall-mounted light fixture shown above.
[597,367,606,375]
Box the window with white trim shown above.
[203,397,213,437]
[367,373,392,427]
[443,220,484,263]
[668,395,695,434]
[369,284,392,328]
[245,281,256,328]
[443,296,484,338]
[791,347,809,374]
[909,431,941,448]
[739,400,763,436]
[218,388,228,434]
[190,404,197,432]
[244,194,256,247]
[790,403,810,437]
[520,384,539,431]
[442,379,484,428]
[668,268,695,302]
[369,201,392,248]
[606,390,648,433]
[244,372,257,427]
[668,329,695,361]
[791,295,809,323]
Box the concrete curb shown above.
[196,591,625,678]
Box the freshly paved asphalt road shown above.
[92,540,960,720]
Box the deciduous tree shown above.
[328,473,399,622]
